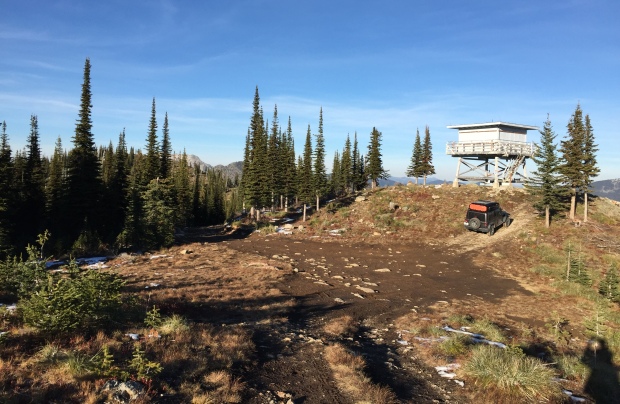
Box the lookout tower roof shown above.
[447,122,538,131]
[447,121,538,144]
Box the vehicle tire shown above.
[488,224,495,236]
[469,217,481,230]
[505,217,511,227]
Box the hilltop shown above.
[1,184,619,403]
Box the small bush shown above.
[21,267,125,334]
[159,314,190,335]
[463,345,562,402]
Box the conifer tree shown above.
[525,115,566,227]
[351,133,366,191]
[340,135,352,194]
[406,129,423,184]
[267,105,281,208]
[108,130,129,239]
[144,97,160,184]
[0,121,12,257]
[243,87,269,209]
[64,58,103,247]
[559,104,585,220]
[313,108,328,209]
[331,151,342,196]
[366,127,388,189]
[421,126,435,185]
[582,114,599,223]
[282,117,297,208]
[45,137,65,251]
[16,115,46,249]
[173,150,192,227]
[599,263,620,303]
[160,112,172,179]
[299,125,314,204]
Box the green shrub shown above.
[159,314,190,335]
[464,345,561,402]
[129,343,163,380]
[20,267,125,333]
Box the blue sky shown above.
[1,0,619,181]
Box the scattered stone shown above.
[416,264,426,268]
[332,275,344,279]
[432,195,440,199]
[334,298,345,304]
[355,286,376,294]
[102,379,146,402]
[389,201,399,210]
[374,268,390,272]
[125,333,140,340]
[351,293,365,299]
[355,195,367,202]
[179,249,193,255]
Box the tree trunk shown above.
[569,188,576,220]
[584,192,589,223]
[423,175,427,186]
[545,205,550,228]
[303,204,307,222]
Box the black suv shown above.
[463,200,510,236]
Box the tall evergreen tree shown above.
[144,97,160,184]
[582,114,599,223]
[108,130,129,240]
[45,137,65,251]
[313,108,328,208]
[351,132,366,191]
[366,127,388,189]
[406,129,423,184]
[340,135,352,194]
[64,58,103,248]
[20,115,46,248]
[267,105,282,208]
[173,150,192,227]
[559,104,586,220]
[299,125,314,204]
[160,112,172,179]
[243,87,269,209]
[0,121,12,257]
[282,117,297,208]
[421,126,435,185]
[330,151,342,196]
[525,115,566,227]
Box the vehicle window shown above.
[467,211,486,221]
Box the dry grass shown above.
[323,315,357,337]
[324,343,397,404]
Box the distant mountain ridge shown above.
[378,176,446,186]
[593,179,620,202]
[175,154,243,179]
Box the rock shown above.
[432,195,440,199]
[334,298,345,303]
[102,379,145,402]
[389,201,399,210]
[355,195,367,202]
[283,223,294,229]
[356,286,376,294]
[179,249,192,255]
[374,268,390,272]
[332,275,344,279]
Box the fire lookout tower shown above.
[446,122,538,188]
